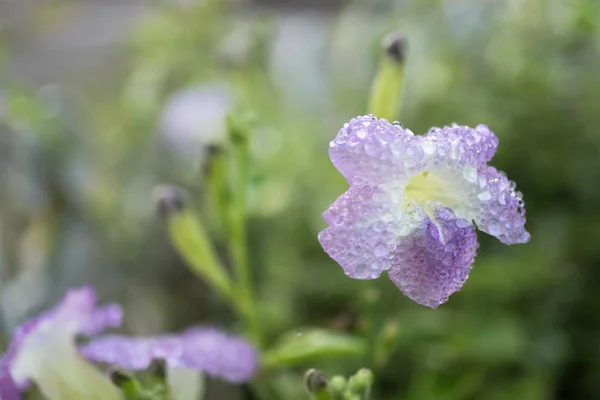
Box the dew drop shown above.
[478,191,492,201]
[364,140,380,156]
[421,140,436,154]
[354,264,369,278]
[373,243,388,257]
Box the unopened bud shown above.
[347,368,374,399]
[109,369,146,399]
[148,358,167,379]
[305,369,329,399]
[383,32,407,62]
[109,369,133,388]
[328,376,347,400]
[152,184,186,219]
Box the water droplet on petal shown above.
[354,264,369,278]
[364,140,380,156]
[478,191,492,201]
[373,243,388,257]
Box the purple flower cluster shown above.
[81,328,258,384]
[0,287,258,399]
[319,115,530,308]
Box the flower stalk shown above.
[227,113,261,347]
[155,186,234,305]
[367,32,407,121]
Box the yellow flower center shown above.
[404,171,465,212]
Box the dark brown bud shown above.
[383,32,407,62]
[305,368,328,393]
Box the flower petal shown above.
[387,206,478,309]
[328,115,419,186]
[414,123,528,245]
[179,328,258,383]
[160,84,232,156]
[1,286,123,390]
[11,326,120,400]
[81,327,258,384]
[319,185,422,280]
[425,123,499,166]
[168,368,205,400]
[80,334,189,370]
[468,166,529,244]
[0,367,20,400]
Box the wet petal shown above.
[388,206,478,309]
[328,115,419,186]
[425,123,499,166]
[319,186,423,280]
[81,327,258,384]
[80,335,175,371]
[412,124,528,245]
[468,166,529,244]
[179,328,258,383]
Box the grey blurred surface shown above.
[1,0,151,85]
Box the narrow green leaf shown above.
[263,329,365,367]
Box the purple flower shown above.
[159,84,232,157]
[318,115,530,308]
[80,327,259,384]
[0,368,19,400]
[0,287,123,400]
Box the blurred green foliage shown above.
[2,0,600,399]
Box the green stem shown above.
[228,120,261,347]
[362,281,380,367]
[206,147,229,233]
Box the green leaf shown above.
[263,329,366,367]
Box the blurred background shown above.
[1,0,600,399]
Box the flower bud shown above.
[383,32,407,63]
[347,368,374,399]
[328,375,347,400]
[305,369,329,399]
[152,185,186,220]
